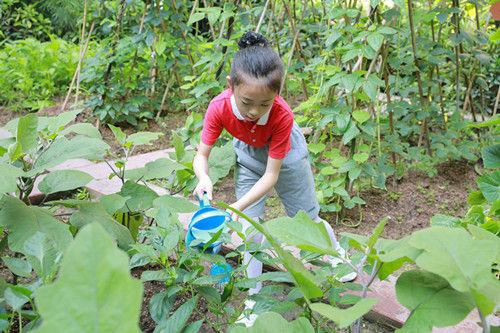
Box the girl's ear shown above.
[226,75,233,90]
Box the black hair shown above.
[230,31,284,93]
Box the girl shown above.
[193,31,356,326]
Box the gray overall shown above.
[233,122,320,220]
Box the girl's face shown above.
[228,76,278,122]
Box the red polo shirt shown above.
[201,89,294,159]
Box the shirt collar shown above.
[230,94,270,125]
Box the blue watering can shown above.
[185,193,233,283]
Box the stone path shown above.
[28,149,498,332]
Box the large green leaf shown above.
[229,312,314,333]
[482,144,500,168]
[59,123,102,139]
[151,195,197,227]
[23,231,60,279]
[0,162,23,193]
[38,170,93,194]
[69,202,134,249]
[367,32,384,51]
[477,171,500,203]
[208,141,235,184]
[310,298,377,328]
[154,296,198,333]
[342,122,360,145]
[127,132,163,146]
[34,223,143,333]
[29,136,109,176]
[396,270,475,333]
[119,181,158,212]
[16,114,38,154]
[408,227,500,315]
[46,110,80,134]
[0,196,72,253]
[265,211,336,256]
[124,158,185,181]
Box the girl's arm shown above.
[193,142,214,200]
[231,156,282,214]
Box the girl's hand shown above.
[194,175,213,201]
[227,202,242,222]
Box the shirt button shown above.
[251,129,255,133]
[252,139,256,142]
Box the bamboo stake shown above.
[407,0,432,156]
[255,0,271,33]
[74,0,87,106]
[61,21,95,112]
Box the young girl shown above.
[193,31,355,326]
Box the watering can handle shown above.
[198,192,210,208]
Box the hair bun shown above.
[237,31,269,49]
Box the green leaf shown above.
[396,270,475,333]
[308,143,326,154]
[477,171,500,203]
[341,73,362,93]
[208,141,235,184]
[127,132,163,146]
[326,30,342,47]
[17,114,38,154]
[23,231,60,279]
[187,12,205,25]
[430,214,461,227]
[124,158,185,181]
[171,132,185,161]
[108,124,126,145]
[46,110,80,134]
[342,123,360,145]
[152,195,197,227]
[183,320,203,333]
[467,115,500,128]
[4,286,30,311]
[120,181,158,212]
[367,32,384,51]
[2,257,32,278]
[229,312,314,333]
[378,26,397,34]
[149,286,181,324]
[0,162,24,193]
[38,170,93,195]
[266,211,336,256]
[0,196,72,254]
[408,227,500,315]
[352,110,371,124]
[60,123,101,139]
[100,194,127,215]
[482,144,500,168]
[353,153,369,164]
[310,298,377,328]
[30,136,109,176]
[366,218,388,250]
[34,223,143,333]
[154,296,199,333]
[69,202,134,249]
